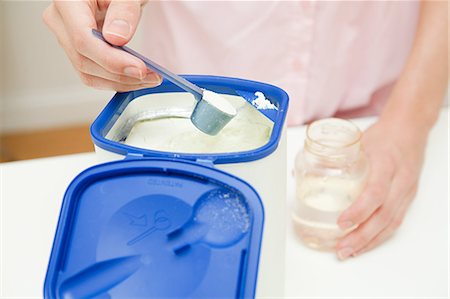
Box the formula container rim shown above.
[90,75,289,164]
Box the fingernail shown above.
[143,73,162,84]
[339,220,354,230]
[337,247,354,260]
[124,67,144,79]
[106,19,131,39]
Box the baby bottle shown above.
[293,118,368,250]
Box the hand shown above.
[43,0,162,92]
[336,119,427,260]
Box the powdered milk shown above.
[107,92,273,153]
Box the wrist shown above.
[377,110,432,144]
[379,93,441,137]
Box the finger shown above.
[79,73,160,92]
[42,4,55,28]
[79,58,161,85]
[336,205,394,260]
[42,3,63,35]
[357,186,417,255]
[356,228,392,256]
[43,4,89,76]
[102,0,144,46]
[337,183,401,259]
[44,4,160,85]
[337,174,417,260]
[54,1,98,36]
[337,158,395,230]
[54,1,149,80]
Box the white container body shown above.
[94,126,286,297]
[93,90,287,297]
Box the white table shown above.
[1,109,448,298]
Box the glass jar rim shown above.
[306,118,362,150]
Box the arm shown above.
[380,0,448,132]
[336,0,448,260]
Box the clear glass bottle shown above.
[293,118,368,250]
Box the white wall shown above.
[0,1,144,134]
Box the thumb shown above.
[102,0,144,46]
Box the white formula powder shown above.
[202,89,237,116]
[111,92,273,153]
[252,92,278,110]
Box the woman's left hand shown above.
[335,119,428,260]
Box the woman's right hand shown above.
[43,0,162,92]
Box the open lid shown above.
[44,157,264,299]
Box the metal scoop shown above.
[92,29,236,135]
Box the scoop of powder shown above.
[202,89,237,116]
[252,91,278,110]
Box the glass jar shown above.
[293,118,368,250]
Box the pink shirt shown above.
[143,1,420,126]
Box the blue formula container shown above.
[44,76,289,298]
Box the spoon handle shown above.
[59,255,141,298]
[92,29,203,100]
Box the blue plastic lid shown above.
[44,157,264,298]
